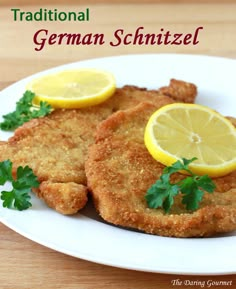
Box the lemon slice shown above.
[27,68,116,109]
[144,103,236,177]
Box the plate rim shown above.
[0,53,236,275]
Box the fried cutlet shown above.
[85,102,236,237]
[0,80,196,214]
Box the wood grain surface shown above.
[2,0,236,6]
[0,2,236,289]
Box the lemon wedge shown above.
[27,68,116,109]
[144,103,236,177]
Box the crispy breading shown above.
[86,102,236,237]
[159,78,197,103]
[1,80,196,214]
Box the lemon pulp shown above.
[144,103,236,177]
[27,68,116,109]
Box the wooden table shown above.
[0,2,236,288]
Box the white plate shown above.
[0,54,236,275]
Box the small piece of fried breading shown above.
[159,78,197,103]
[86,102,236,237]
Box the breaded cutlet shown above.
[85,102,236,237]
[0,80,196,214]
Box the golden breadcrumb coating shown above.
[159,78,197,103]
[86,102,236,237]
[1,80,196,214]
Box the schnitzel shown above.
[0,80,196,214]
[86,103,236,237]
[85,102,236,237]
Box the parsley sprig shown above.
[0,160,39,210]
[0,90,52,131]
[145,157,216,213]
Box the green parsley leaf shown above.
[145,158,216,213]
[16,166,40,188]
[0,160,39,210]
[195,174,216,192]
[163,157,197,175]
[145,174,179,213]
[0,90,52,131]
[0,160,13,185]
[31,101,52,118]
[181,188,204,211]
[180,174,216,210]
[1,186,32,211]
